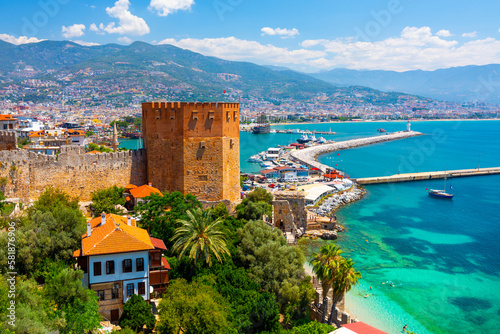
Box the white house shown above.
[73,213,169,323]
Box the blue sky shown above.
[1,0,499,72]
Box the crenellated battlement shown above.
[142,101,240,203]
[0,130,17,151]
[0,146,147,201]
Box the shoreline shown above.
[268,118,500,126]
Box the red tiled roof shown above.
[129,184,163,198]
[81,214,153,256]
[161,257,171,270]
[341,322,388,334]
[150,237,167,250]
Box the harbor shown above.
[355,167,500,184]
[290,131,423,173]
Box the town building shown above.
[260,166,309,182]
[126,183,162,208]
[0,114,18,130]
[73,213,169,323]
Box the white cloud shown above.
[98,0,150,36]
[0,34,45,45]
[61,24,86,39]
[261,27,299,38]
[301,26,500,71]
[149,0,194,16]
[157,36,326,66]
[436,29,452,37]
[462,31,477,38]
[118,36,133,44]
[72,40,100,46]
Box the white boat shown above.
[247,155,263,163]
[428,168,454,199]
[317,136,327,143]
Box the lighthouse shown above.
[406,120,411,132]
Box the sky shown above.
[0,0,499,72]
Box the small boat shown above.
[317,136,327,144]
[377,128,386,133]
[428,189,454,199]
[428,168,454,199]
[297,134,311,144]
[247,155,262,163]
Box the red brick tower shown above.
[142,102,240,203]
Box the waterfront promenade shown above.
[290,131,423,173]
[355,167,500,184]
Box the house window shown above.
[97,290,105,301]
[112,284,119,299]
[94,262,102,276]
[136,258,144,272]
[127,283,134,297]
[138,282,145,295]
[106,260,115,275]
[123,259,132,273]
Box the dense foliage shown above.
[237,220,315,322]
[157,278,232,334]
[0,188,100,334]
[235,187,273,221]
[119,294,156,333]
[136,191,202,252]
[91,185,126,216]
[0,187,86,280]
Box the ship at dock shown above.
[252,113,271,134]
[252,123,271,134]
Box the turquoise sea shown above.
[121,120,500,334]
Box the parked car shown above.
[268,184,276,188]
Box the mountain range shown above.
[0,40,428,106]
[0,40,498,105]
[310,65,500,104]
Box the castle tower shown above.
[112,122,119,151]
[142,102,240,203]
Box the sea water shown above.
[243,120,500,334]
[122,120,500,334]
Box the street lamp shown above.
[398,156,401,175]
[478,153,481,169]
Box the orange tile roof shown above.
[86,150,102,154]
[82,214,153,256]
[0,114,17,121]
[129,184,162,198]
[73,249,82,257]
[125,184,137,189]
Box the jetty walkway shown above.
[355,167,500,185]
[290,131,423,173]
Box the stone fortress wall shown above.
[0,131,17,151]
[0,102,241,204]
[0,145,147,202]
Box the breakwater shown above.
[355,166,500,184]
[290,131,423,173]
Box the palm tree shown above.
[327,257,361,326]
[310,244,343,323]
[171,208,230,266]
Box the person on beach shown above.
[403,324,407,332]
